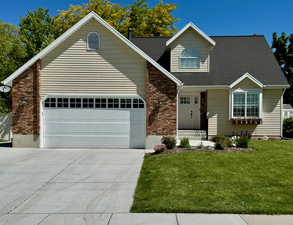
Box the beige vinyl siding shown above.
[233,78,261,89]
[170,28,211,73]
[207,89,282,137]
[40,19,146,98]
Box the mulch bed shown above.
[151,147,255,155]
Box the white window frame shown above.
[230,89,263,119]
[180,48,200,69]
[87,32,100,50]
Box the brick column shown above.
[11,60,41,146]
[145,63,177,136]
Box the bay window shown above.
[232,90,261,118]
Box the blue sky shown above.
[1,0,292,44]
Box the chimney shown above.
[128,27,133,40]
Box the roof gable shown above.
[166,22,216,47]
[229,72,264,88]
[3,12,182,86]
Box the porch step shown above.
[178,130,207,141]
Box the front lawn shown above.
[131,141,293,214]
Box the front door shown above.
[179,94,200,129]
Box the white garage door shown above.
[43,96,146,148]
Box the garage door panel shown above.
[44,136,130,148]
[45,109,131,122]
[45,122,130,135]
[43,96,145,148]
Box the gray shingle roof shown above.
[132,36,288,86]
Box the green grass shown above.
[0,139,7,142]
[131,141,293,214]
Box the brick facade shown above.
[146,63,177,136]
[12,60,41,136]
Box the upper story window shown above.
[232,89,261,118]
[87,32,100,50]
[180,48,200,69]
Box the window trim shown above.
[179,48,200,69]
[87,32,100,50]
[230,89,263,119]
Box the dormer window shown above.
[87,32,100,50]
[180,48,200,69]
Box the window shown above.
[83,98,94,108]
[180,48,200,69]
[69,98,81,108]
[232,90,261,118]
[138,99,144,108]
[87,32,100,50]
[44,97,144,109]
[57,98,69,108]
[108,98,114,108]
[44,98,56,108]
[180,96,190,104]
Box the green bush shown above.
[283,118,293,138]
[235,136,250,148]
[212,135,232,150]
[161,136,176,149]
[179,138,191,149]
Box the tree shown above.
[0,22,26,82]
[286,34,293,83]
[19,8,57,60]
[54,0,178,37]
[272,32,293,104]
[0,22,25,113]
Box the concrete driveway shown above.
[0,148,144,224]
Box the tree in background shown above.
[19,8,57,60]
[55,0,178,37]
[0,22,26,81]
[272,32,293,104]
[0,22,26,112]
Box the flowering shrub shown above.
[153,144,166,154]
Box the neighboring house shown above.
[283,104,293,119]
[2,12,289,149]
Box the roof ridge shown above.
[210,35,264,37]
[132,36,171,39]
[133,35,265,39]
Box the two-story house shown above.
[3,12,289,148]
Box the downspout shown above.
[281,88,286,138]
[176,84,184,139]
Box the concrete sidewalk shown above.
[1,213,293,225]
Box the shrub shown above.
[153,144,166,154]
[283,118,293,138]
[235,136,250,148]
[212,135,232,150]
[179,138,191,149]
[161,136,176,149]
